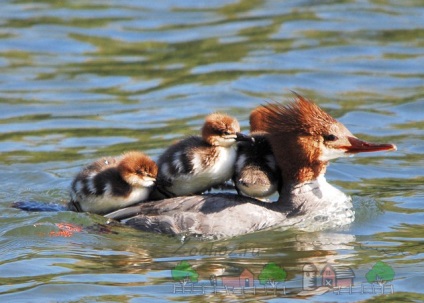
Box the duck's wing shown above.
[104,204,144,221]
[105,193,253,221]
[104,194,286,238]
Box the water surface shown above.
[1,0,423,302]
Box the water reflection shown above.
[0,0,423,301]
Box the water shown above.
[1,0,423,302]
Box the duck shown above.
[151,113,253,199]
[68,151,157,215]
[233,107,281,200]
[106,95,395,238]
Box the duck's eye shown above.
[323,134,338,142]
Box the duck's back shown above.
[105,194,286,238]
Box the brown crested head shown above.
[202,113,252,146]
[249,106,269,133]
[262,93,339,137]
[118,151,158,186]
[260,93,396,183]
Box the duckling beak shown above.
[146,176,157,183]
[236,132,255,142]
[343,136,397,154]
[141,176,156,187]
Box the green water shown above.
[1,0,423,302]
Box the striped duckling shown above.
[153,113,253,198]
[69,151,157,214]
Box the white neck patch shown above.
[319,146,351,161]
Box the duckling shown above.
[233,107,281,200]
[69,151,157,214]
[153,113,253,198]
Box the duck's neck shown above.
[272,175,354,231]
[278,175,349,209]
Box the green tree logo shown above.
[365,261,395,286]
[171,261,199,286]
[258,262,287,289]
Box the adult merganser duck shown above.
[151,113,252,199]
[68,151,157,215]
[108,95,395,238]
[233,107,281,199]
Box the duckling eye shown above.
[323,134,338,142]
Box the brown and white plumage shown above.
[260,93,396,204]
[153,113,252,198]
[69,151,157,214]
